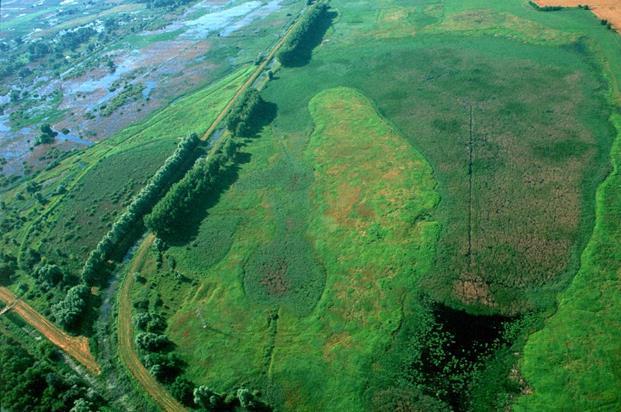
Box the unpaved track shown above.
[534,0,621,31]
[116,234,186,412]
[116,5,316,411]
[0,286,101,375]
[199,6,308,142]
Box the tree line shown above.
[226,89,264,137]
[80,133,200,286]
[144,138,237,238]
[277,2,331,67]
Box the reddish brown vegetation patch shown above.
[259,258,290,296]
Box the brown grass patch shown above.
[453,278,494,307]
[323,332,353,360]
[259,258,290,296]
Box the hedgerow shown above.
[81,133,200,285]
[277,2,331,67]
[226,89,264,136]
[144,138,237,238]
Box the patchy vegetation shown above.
[0,332,106,411]
[3,0,621,410]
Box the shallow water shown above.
[57,133,93,146]
[0,115,10,133]
[220,0,283,37]
[179,1,263,39]
[142,80,157,99]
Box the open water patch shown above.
[416,303,513,411]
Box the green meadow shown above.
[131,86,441,410]
[2,0,621,410]
[124,0,621,409]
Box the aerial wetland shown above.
[1,0,621,411]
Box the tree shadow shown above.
[244,100,278,138]
[162,150,252,246]
[281,8,337,68]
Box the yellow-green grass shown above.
[8,67,252,308]
[271,87,438,410]
[132,87,438,410]
[515,113,621,410]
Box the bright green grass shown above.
[7,67,252,311]
[123,29,184,49]
[1,8,55,32]
[515,115,621,411]
[107,66,252,146]
[125,1,621,409]
[132,87,439,410]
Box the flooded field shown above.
[0,0,294,177]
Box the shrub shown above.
[237,387,259,409]
[135,312,167,332]
[170,377,195,406]
[135,332,171,352]
[36,124,58,145]
[0,253,17,284]
[34,263,64,286]
[528,1,562,11]
[193,386,222,410]
[52,284,90,331]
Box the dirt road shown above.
[0,286,101,375]
[116,4,317,410]
[534,0,621,31]
[116,234,186,412]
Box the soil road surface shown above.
[116,234,187,412]
[0,286,101,375]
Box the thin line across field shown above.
[534,0,620,32]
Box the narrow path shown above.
[0,286,101,375]
[467,104,475,267]
[199,7,306,142]
[116,234,185,412]
[116,4,318,409]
